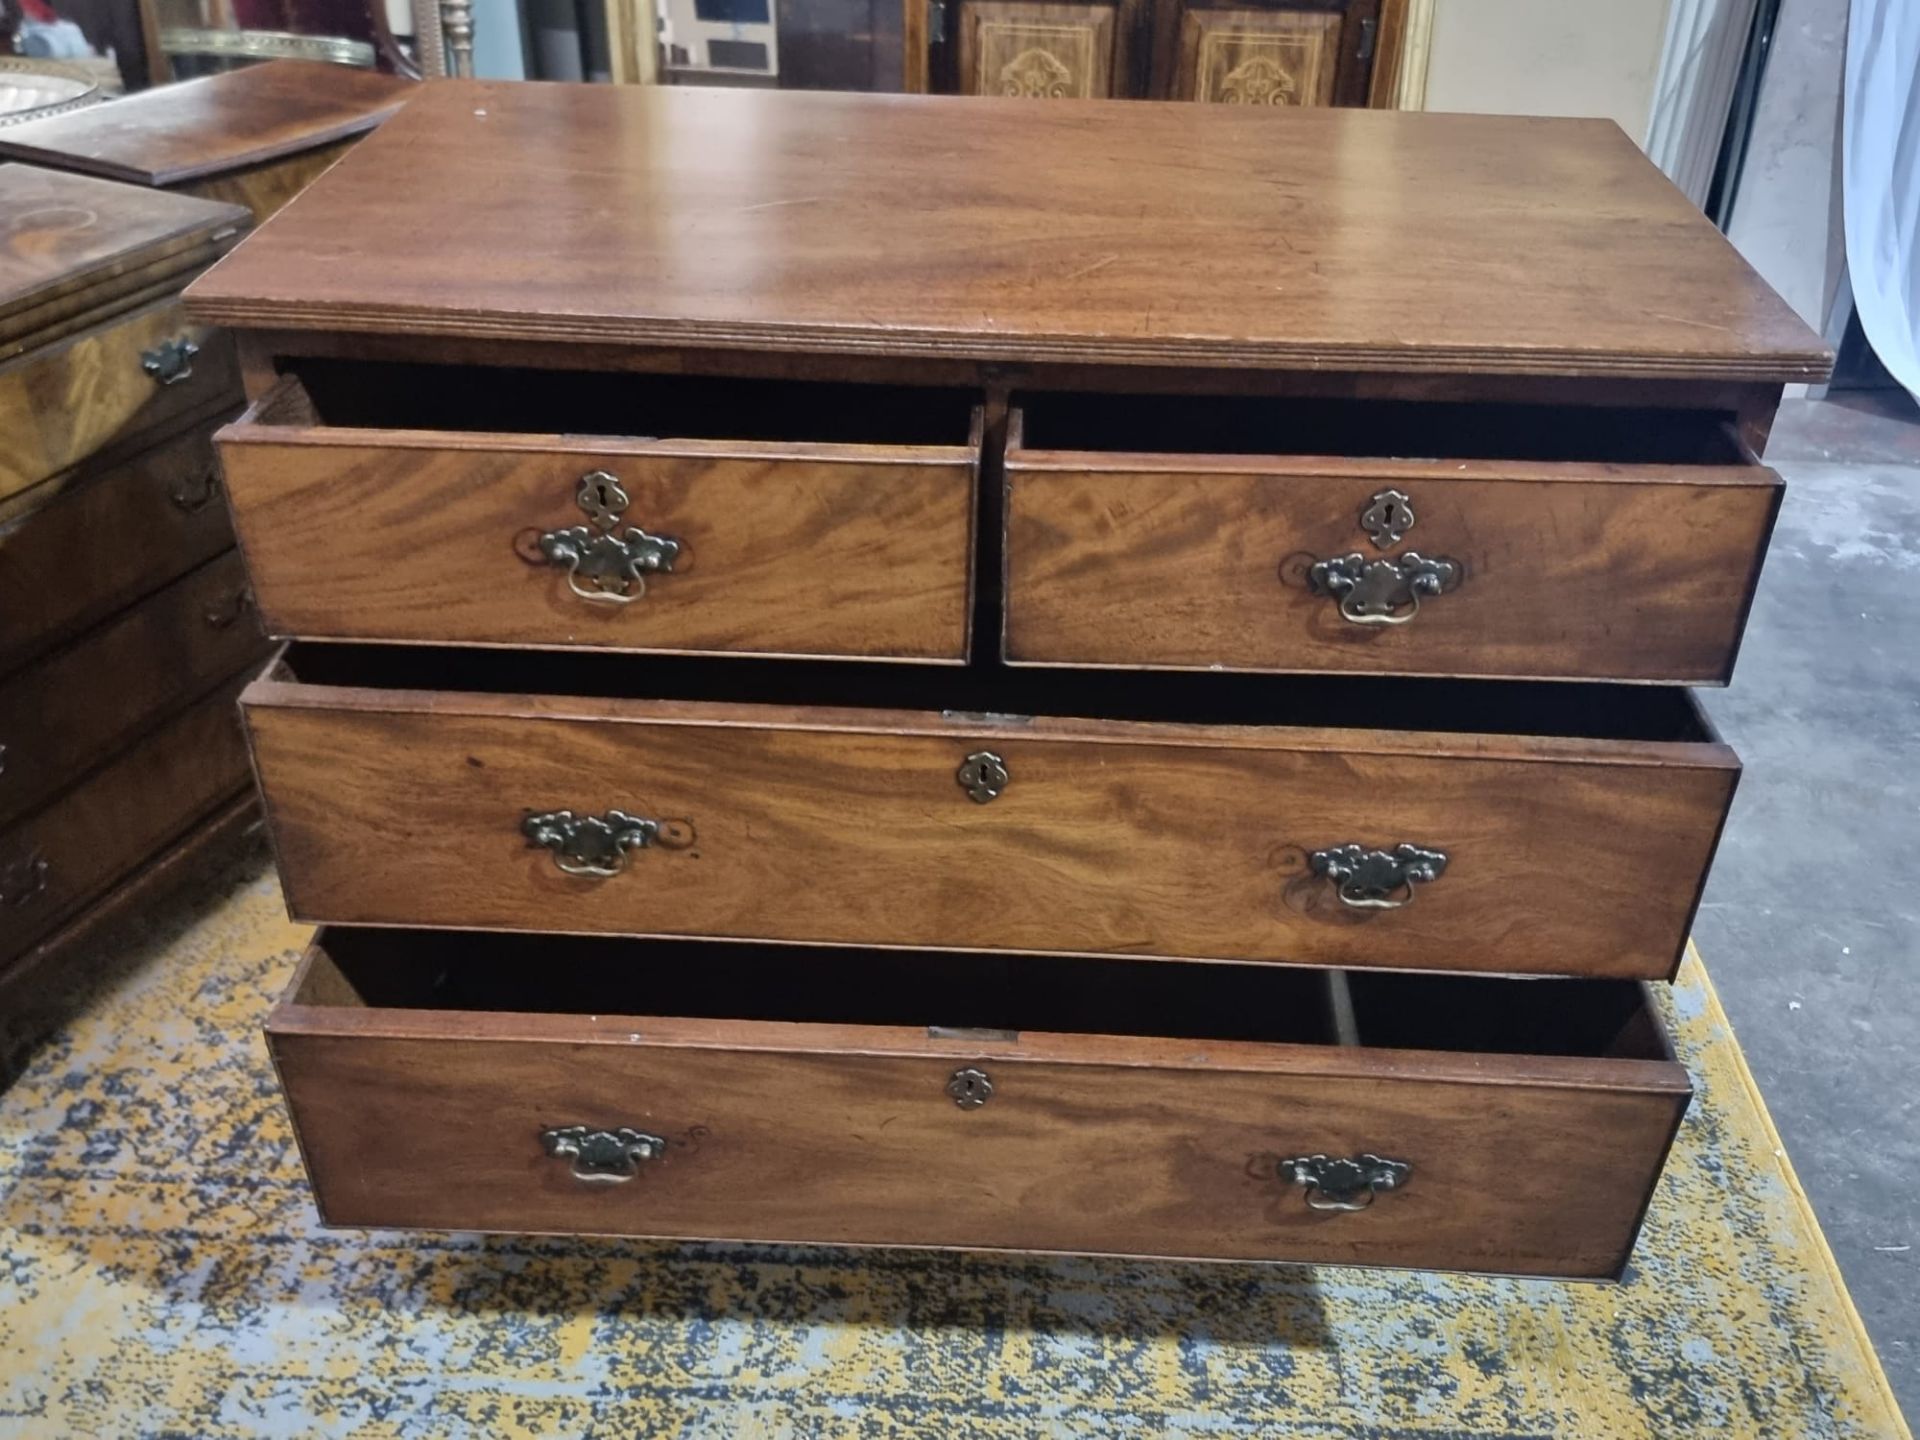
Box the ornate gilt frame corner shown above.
[1370,0,1432,110]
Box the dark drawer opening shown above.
[1344,971,1668,1060]
[278,358,979,447]
[1014,391,1749,466]
[276,641,1720,745]
[297,930,1669,1062]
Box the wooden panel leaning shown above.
[269,931,1690,1279]
[242,651,1736,980]
[216,376,981,661]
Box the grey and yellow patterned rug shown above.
[0,848,1910,1438]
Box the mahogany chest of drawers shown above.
[0,69,408,1081]
[188,81,1828,1279]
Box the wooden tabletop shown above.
[187,81,1828,382]
[1,163,248,349]
[0,62,412,187]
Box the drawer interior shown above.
[1014,391,1750,465]
[276,640,1719,744]
[274,359,980,447]
[294,929,1671,1063]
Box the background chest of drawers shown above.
[188,82,1829,1279]
[0,66,409,1082]
[0,61,412,224]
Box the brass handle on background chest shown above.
[1310,842,1447,910]
[535,471,681,605]
[140,336,199,386]
[541,1125,665,1182]
[0,850,48,908]
[169,467,220,512]
[522,808,683,877]
[1282,1153,1410,1212]
[1307,552,1459,625]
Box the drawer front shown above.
[0,422,237,675]
[244,686,1737,979]
[1005,453,1781,683]
[217,422,979,661]
[0,551,267,828]
[0,670,253,965]
[269,955,1688,1278]
[0,298,241,501]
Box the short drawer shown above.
[270,929,1690,1279]
[217,365,981,661]
[0,419,238,675]
[0,296,240,501]
[0,549,266,828]
[1004,394,1782,684]
[0,668,254,965]
[244,647,1738,981]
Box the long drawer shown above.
[0,295,240,502]
[1003,394,1781,684]
[0,669,254,965]
[269,929,1690,1279]
[243,647,1738,980]
[216,368,981,661]
[0,418,238,675]
[0,550,266,828]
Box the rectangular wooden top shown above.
[187,80,1828,382]
[1,164,248,352]
[0,62,412,187]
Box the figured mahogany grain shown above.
[1005,446,1782,682]
[0,297,240,501]
[242,676,1737,979]
[182,139,359,224]
[185,82,1828,382]
[268,938,1689,1278]
[217,391,979,661]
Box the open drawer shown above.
[269,929,1691,1279]
[215,361,982,662]
[242,645,1738,980]
[1003,393,1782,683]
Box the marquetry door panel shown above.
[1173,6,1338,103]
[956,0,1120,98]
[907,0,1389,103]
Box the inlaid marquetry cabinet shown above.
[188,83,1828,1279]
[905,0,1400,104]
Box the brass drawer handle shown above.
[1310,842,1448,910]
[141,336,200,386]
[1283,1153,1410,1212]
[1307,551,1459,625]
[541,1125,665,1182]
[522,808,669,877]
[169,467,220,512]
[204,589,252,630]
[536,471,681,605]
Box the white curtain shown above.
[1844,0,1920,398]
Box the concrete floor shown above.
[1696,390,1920,1419]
